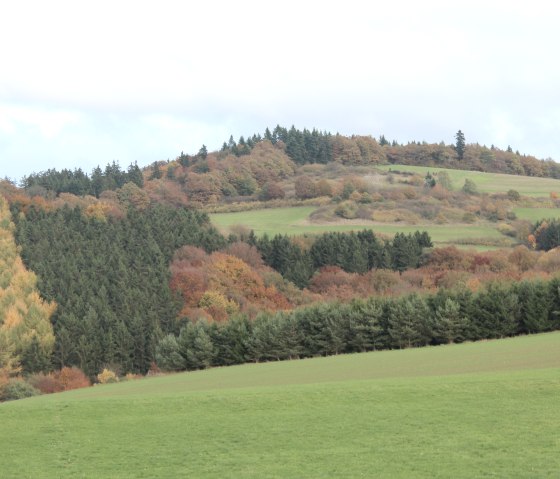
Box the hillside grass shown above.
[1,332,560,478]
[378,164,560,197]
[210,206,509,247]
[513,207,560,222]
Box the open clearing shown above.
[1,332,559,478]
[210,206,510,247]
[377,164,560,197]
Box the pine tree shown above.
[455,130,466,160]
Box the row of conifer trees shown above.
[156,278,560,371]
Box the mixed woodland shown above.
[2,126,560,399]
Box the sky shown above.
[1,0,559,182]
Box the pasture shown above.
[513,207,560,222]
[1,332,559,478]
[210,206,509,247]
[378,164,560,197]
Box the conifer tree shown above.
[455,130,466,160]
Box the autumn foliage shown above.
[170,245,293,322]
[0,195,56,376]
[28,367,90,394]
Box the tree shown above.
[455,130,465,160]
[155,334,186,371]
[149,162,162,180]
[198,145,208,160]
[432,298,467,344]
[386,295,430,349]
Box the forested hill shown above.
[15,126,560,209]
[4,126,560,387]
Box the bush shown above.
[334,201,357,219]
[57,367,91,390]
[97,368,118,384]
[462,178,478,195]
[507,189,521,201]
[28,367,90,394]
[0,379,41,401]
[27,373,64,394]
[258,182,285,201]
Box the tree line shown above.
[156,277,560,371]
[21,161,144,198]
[212,125,560,178]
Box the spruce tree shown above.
[455,130,466,160]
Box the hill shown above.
[4,128,560,377]
[1,332,559,478]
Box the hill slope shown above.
[1,332,559,478]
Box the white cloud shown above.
[0,104,82,139]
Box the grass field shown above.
[1,332,560,478]
[378,164,560,197]
[513,207,560,222]
[210,206,510,247]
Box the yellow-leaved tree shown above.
[0,195,56,377]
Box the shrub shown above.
[497,223,516,237]
[258,182,285,201]
[27,373,64,394]
[97,368,118,384]
[507,189,521,201]
[334,201,357,219]
[0,379,41,401]
[57,367,90,390]
[462,178,478,195]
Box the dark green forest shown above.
[12,204,225,376]
[252,230,432,287]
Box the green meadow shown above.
[210,206,508,247]
[513,207,560,222]
[1,332,560,478]
[378,164,560,197]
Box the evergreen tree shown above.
[455,130,466,160]
[156,334,186,371]
[516,281,551,334]
[432,298,467,344]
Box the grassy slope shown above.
[1,332,560,478]
[513,207,560,222]
[378,164,560,197]
[210,206,505,246]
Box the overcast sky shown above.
[1,0,559,182]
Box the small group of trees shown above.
[156,277,560,372]
[169,244,297,322]
[252,230,432,287]
[21,161,144,198]
[532,219,560,251]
